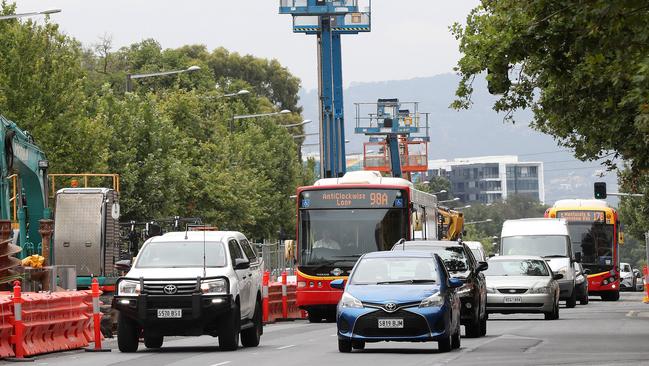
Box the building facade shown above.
[426,156,545,204]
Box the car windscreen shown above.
[484,259,550,277]
[135,241,227,268]
[501,235,569,257]
[349,257,439,285]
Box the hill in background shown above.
[299,73,619,205]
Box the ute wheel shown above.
[219,302,241,351]
[338,339,352,353]
[566,289,577,308]
[241,299,262,348]
[352,340,365,350]
[144,335,163,349]
[307,311,322,323]
[117,314,139,353]
[580,292,589,305]
[479,315,487,337]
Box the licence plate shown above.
[504,296,522,304]
[378,319,404,328]
[157,309,182,318]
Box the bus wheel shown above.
[308,311,322,323]
[601,291,620,301]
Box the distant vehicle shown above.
[465,241,487,262]
[113,231,263,352]
[392,240,488,338]
[574,262,589,305]
[634,269,644,291]
[295,171,439,323]
[545,199,622,301]
[485,256,561,320]
[500,218,578,308]
[620,262,636,291]
[331,251,462,353]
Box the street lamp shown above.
[292,132,319,138]
[218,89,250,99]
[0,8,61,21]
[126,65,202,92]
[465,219,493,225]
[230,109,291,132]
[455,205,472,210]
[439,197,460,204]
[283,120,312,128]
[432,189,448,195]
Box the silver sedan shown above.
[485,255,561,320]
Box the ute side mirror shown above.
[476,261,488,272]
[448,278,463,289]
[583,268,591,275]
[115,259,132,272]
[330,279,346,290]
[553,273,564,280]
[234,258,250,270]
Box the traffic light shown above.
[594,182,607,199]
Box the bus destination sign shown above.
[556,210,606,223]
[300,189,406,209]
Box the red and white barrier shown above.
[262,271,306,324]
[84,278,110,352]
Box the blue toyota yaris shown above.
[331,251,462,353]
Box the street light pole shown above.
[283,120,312,128]
[230,109,291,132]
[126,65,201,92]
[0,8,61,21]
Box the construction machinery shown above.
[0,115,50,284]
[438,206,464,241]
[279,0,371,178]
[354,98,430,179]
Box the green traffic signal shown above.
[594,182,607,199]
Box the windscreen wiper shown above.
[543,255,568,258]
[376,279,436,285]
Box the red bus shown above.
[295,171,438,322]
[545,199,621,301]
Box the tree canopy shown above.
[0,3,309,240]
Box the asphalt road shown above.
[30,292,649,366]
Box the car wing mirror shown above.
[234,258,250,270]
[476,261,488,272]
[115,259,132,272]
[553,273,564,280]
[330,279,346,290]
[448,278,463,289]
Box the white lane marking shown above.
[209,362,231,366]
[276,344,295,350]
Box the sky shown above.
[12,0,479,90]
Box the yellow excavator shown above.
[438,206,464,241]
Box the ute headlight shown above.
[118,280,140,296]
[529,286,551,294]
[339,292,363,309]
[201,279,228,295]
[419,292,443,308]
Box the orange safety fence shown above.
[0,293,13,358]
[262,271,306,324]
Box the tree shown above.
[416,176,452,200]
[452,1,649,179]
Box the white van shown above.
[500,218,578,308]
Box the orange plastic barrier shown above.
[0,295,13,358]
[262,272,306,324]
[643,266,649,304]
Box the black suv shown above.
[392,240,488,337]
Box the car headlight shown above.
[118,280,140,296]
[456,283,472,296]
[419,292,443,308]
[556,266,568,276]
[528,286,551,294]
[201,279,228,295]
[339,292,363,309]
[486,286,496,294]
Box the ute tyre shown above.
[566,289,577,308]
[144,335,163,349]
[241,300,262,348]
[479,315,487,337]
[352,340,365,350]
[117,314,139,353]
[451,321,461,350]
[219,303,241,351]
[338,339,352,353]
[580,292,589,305]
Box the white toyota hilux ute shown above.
[113,231,263,352]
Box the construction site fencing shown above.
[255,240,295,279]
[262,271,305,324]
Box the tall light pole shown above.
[283,120,311,128]
[230,109,291,132]
[218,89,250,99]
[439,197,460,204]
[0,9,61,21]
[126,65,201,92]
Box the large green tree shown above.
[452,1,649,178]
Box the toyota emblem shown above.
[163,284,178,295]
[384,302,398,312]
[331,268,343,276]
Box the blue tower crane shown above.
[279,0,371,178]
